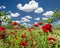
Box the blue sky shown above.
[0,0,60,27]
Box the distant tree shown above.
[43,9,60,24]
[53,8,60,18]
[0,11,12,26]
[42,17,56,24]
[0,11,7,26]
[46,17,56,23]
[20,25,26,29]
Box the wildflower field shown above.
[0,21,60,48]
[0,0,60,48]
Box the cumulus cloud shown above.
[20,15,32,23]
[9,11,20,17]
[25,15,32,19]
[0,5,6,9]
[34,17,40,21]
[43,11,54,17]
[42,17,48,20]
[17,0,39,12]
[35,7,43,13]
[20,17,30,23]
[13,20,20,23]
[22,23,32,27]
[52,20,60,26]
[27,24,32,27]
[22,22,27,26]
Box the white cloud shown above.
[0,5,6,9]
[25,15,32,19]
[17,0,38,12]
[17,4,22,9]
[35,7,43,13]
[22,23,32,27]
[34,22,37,24]
[20,17,30,23]
[52,20,60,26]
[22,22,27,26]
[0,7,2,9]
[43,11,54,17]
[58,21,60,24]
[20,15,32,23]
[27,24,32,27]
[16,20,20,23]
[2,6,6,9]
[34,17,40,21]
[42,17,48,20]
[13,20,20,23]
[9,11,20,17]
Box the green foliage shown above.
[0,11,13,26]
[53,8,60,18]
[0,11,8,16]
[20,25,26,29]
[4,24,14,29]
[47,18,56,23]
[53,24,60,29]
[43,17,56,24]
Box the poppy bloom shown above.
[20,41,28,46]
[30,37,33,41]
[17,24,20,26]
[32,44,36,47]
[9,41,13,45]
[38,22,42,25]
[33,24,38,27]
[0,26,6,33]
[42,24,53,33]
[0,35,5,39]
[49,41,54,45]
[28,28,32,32]
[48,36,56,41]
[21,34,26,38]
[12,22,18,25]
[10,32,15,35]
[13,28,19,30]
[31,27,34,29]
[14,38,18,40]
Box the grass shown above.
[0,27,60,48]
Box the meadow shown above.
[0,23,60,48]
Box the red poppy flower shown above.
[21,34,26,38]
[17,24,20,26]
[13,28,19,30]
[31,27,34,29]
[33,24,38,27]
[10,32,15,35]
[48,36,56,41]
[9,41,13,45]
[38,22,42,25]
[0,26,6,33]
[49,41,54,44]
[30,37,33,41]
[14,38,18,40]
[12,22,18,25]
[42,26,48,33]
[42,24,53,33]
[32,44,36,47]
[28,28,32,32]
[20,41,28,46]
[0,35,5,39]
